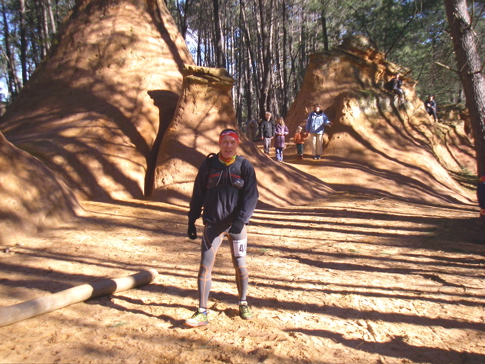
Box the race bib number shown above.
[232,238,247,257]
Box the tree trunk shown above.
[444,0,485,176]
[0,269,158,328]
[1,0,21,97]
[42,0,50,53]
[245,55,253,120]
[258,0,274,117]
[321,0,328,51]
[196,6,203,65]
[213,0,226,68]
[46,0,56,35]
[33,0,47,58]
[282,0,288,115]
[239,0,258,102]
[19,0,28,84]
[299,13,306,79]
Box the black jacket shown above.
[424,99,436,110]
[390,77,403,90]
[189,154,259,225]
[260,119,275,138]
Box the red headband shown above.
[219,130,239,143]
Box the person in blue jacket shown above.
[185,128,259,327]
[305,103,332,160]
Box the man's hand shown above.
[229,219,245,234]
[187,221,197,240]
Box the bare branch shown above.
[435,61,459,74]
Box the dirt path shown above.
[1,142,485,364]
[1,185,484,364]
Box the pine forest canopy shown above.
[1,0,485,122]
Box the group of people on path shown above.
[250,78,439,163]
[248,104,333,162]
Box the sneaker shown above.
[239,304,253,320]
[184,310,208,327]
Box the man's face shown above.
[265,113,272,120]
[314,105,321,112]
[219,135,239,159]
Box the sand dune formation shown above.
[0,0,476,243]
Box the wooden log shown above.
[0,268,159,327]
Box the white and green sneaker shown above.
[239,303,253,320]
[184,309,209,327]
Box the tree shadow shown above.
[289,328,485,364]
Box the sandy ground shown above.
[1,148,484,364]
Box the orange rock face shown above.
[1,0,194,201]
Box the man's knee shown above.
[198,264,211,279]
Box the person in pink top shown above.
[274,117,289,162]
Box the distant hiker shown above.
[389,73,404,102]
[424,95,438,121]
[185,129,259,327]
[294,126,308,160]
[274,117,289,162]
[305,103,332,160]
[260,111,275,155]
[478,175,485,219]
[246,119,258,141]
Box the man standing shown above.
[186,129,259,327]
[305,104,332,160]
[390,73,404,102]
[424,95,438,122]
[259,111,275,155]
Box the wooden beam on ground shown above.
[0,268,159,327]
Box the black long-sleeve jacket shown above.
[188,154,259,225]
[259,119,275,138]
